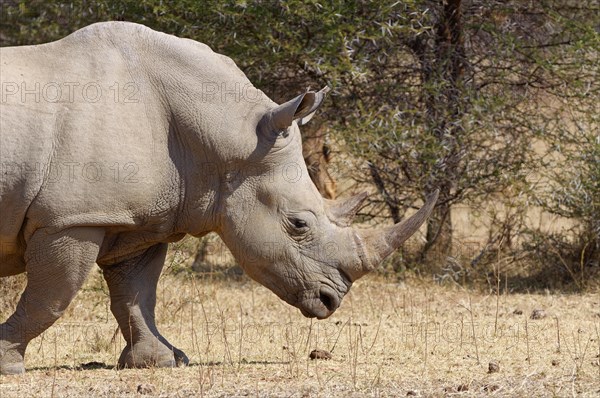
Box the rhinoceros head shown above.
[216,88,438,319]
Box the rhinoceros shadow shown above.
[28,360,291,372]
[28,361,114,372]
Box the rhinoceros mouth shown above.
[297,286,340,319]
[299,307,317,318]
[299,305,331,320]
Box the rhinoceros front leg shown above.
[101,243,188,369]
[0,227,103,375]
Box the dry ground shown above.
[1,269,599,397]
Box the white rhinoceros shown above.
[0,22,438,374]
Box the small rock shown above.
[137,383,156,395]
[551,359,560,366]
[513,309,523,315]
[309,349,332,360]
[483,384,499,392]
[406,390,418,396]
[445,384,469,393]
[530,309,546,319]
[488,361,500,373]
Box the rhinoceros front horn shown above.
[354,190,439,272]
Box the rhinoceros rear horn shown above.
[325,191,368,227]
[355,190,439,271]
[266,87,330,132]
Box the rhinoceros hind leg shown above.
[101,243,188,369]
[0,227,103,375]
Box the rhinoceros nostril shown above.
[319,290,338,312]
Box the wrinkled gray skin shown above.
[0,22,438,374]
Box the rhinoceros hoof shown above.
[0,352,25,375]
[0,362,25,375]
[172,347,189,367]
[0,345,26,375]
[117,342,189,369]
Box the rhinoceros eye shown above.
[291,218,308,230]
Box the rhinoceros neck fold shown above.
[134,28,276,236]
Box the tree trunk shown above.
[414,0,466,266]
[421,201,453,267]
[301,124,337,199]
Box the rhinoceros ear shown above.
[296,86,330,126]
[267,87,330,132]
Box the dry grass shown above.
[1,266,599,397]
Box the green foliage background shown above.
[1,0,598,287]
